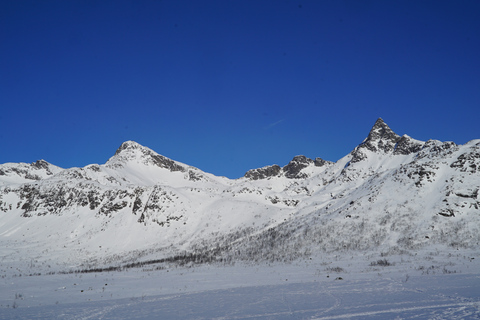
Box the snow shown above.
[3,135,477,268]
[1,262,479,319]
[1,120,479,319]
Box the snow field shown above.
[1,259,479,319]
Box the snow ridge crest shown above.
[109,141,186,172]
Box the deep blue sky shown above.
[1,0,479,178]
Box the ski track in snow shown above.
[1,267,479,320]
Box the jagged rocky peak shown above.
[244,164,281,180]
[349,118,431,164]
[351,118,401,163]
[244,155,332,180]
[109,140,186,172]
[283,155,313,179]
[364,117,401,152]
[244,155,314,180]
[31,159,51,170]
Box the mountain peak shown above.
[366,118,399,143]
[114,140,144,156]
[109,141,186,173]
[350,118,401,163]
[361,118,401,152]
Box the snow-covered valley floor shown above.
[1,256,479,319]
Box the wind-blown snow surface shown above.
[1,264,480,319]
[1,118,479,318]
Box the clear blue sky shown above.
[1,0,479,178]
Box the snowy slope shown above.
[0,118,479,275]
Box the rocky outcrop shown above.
[245,155,332,180]
[314,157,331,167]
[283,155,313,179]
[0,160,59,183]
[350,118,426,163]
[362,117,401,152]
[450,146,480,173]
[110,141,186,172]
[350,118,401,163]
[244,165,281,180]
[393,135,424,155]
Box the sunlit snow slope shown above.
[0,118,479,273]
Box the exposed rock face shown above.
[314,157,331,167]
[244,155,332,180]
[114,140,141,156]
[393,135,424,155]
[283,155,313,179]
[349,118,428,163]
[31,160,51,170]
[420,140,457,156]
[0,160,58,183]
[350,118,401,163]
[111,141,186,172]
[149,154,185,172]
[363,117,401,152]
[244,165,281,180]
[450,144,480,173]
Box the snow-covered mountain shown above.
[1,118,479,273]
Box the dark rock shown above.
[438,209,455,217]
[417,140,458,159]
[455,189,479,199]
[100,201,128,215]
[187,170,203,181]
[24,173,41,180]
[314,157,332,167]
[393,135,424,155]
[363,118,400,152]
[406,163,437,187]
[114,141,186,172]
[450,150,479,173]
[132,197,143,214]
[31,160,49,170]
[283,155,313,179]
[150,154,185,172]
[244,165,281,180]
[351,118,401,163]
[114,141,140,156]
[245,156,330,180]
[87,165,101,172]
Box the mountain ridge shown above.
[0,118,408,183]
[0,118,479,274]
[0,118,457,184]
